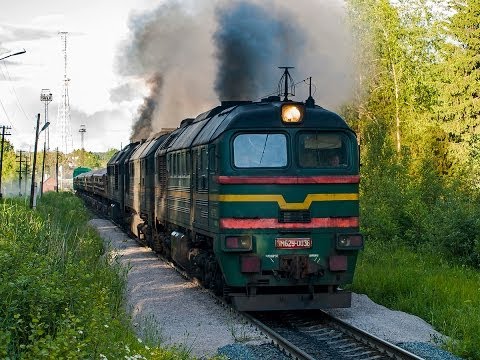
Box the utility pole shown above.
[79,124,86,166]
[56,147,59,192]
[79,124,86,150]
[30,114,41,208]
[24,153,30,196]
[0,125,12,199]
[16,150,24,196]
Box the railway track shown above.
[155,248,425,360]
[244,310,424,360]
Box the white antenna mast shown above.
[56,31,73,154]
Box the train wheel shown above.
[212,267,225,296]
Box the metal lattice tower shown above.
[56,32,73,154]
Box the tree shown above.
[1,140,16,182]
[345,0,446,168]
[436,0,480,172]
[70,148,119,170]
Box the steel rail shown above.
[241,311,317,360]
[319,310,425,360]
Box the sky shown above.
[0,0,352,153]
[0,0,163,152]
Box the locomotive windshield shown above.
[298,132,349,168]
[233,133,287,168]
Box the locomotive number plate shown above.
[275,238,312,249]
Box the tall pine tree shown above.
[437,0,480,169]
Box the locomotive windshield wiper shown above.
[259,134,269,165]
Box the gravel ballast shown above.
[90,219,266,358]
[89,219,461,360]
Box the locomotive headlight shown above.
[281,104,304,123]
[336,234,364,250]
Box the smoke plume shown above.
[131,73,163,142]
[116,1,217,141]
[214,2,304,100]
[116,0,354,141]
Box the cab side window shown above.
[298,133,349,168]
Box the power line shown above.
[1,61,30,122]
[0,64,16,130]
[0,100,14,130]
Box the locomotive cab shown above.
[209,101,362,310]
[77,75,363,312]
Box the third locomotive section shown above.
[95,96,363,311]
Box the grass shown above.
[351,240,480,360]
[0,192,199,359]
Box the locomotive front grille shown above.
[279,210,311,223]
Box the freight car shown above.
[74,72,363,311]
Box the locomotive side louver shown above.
[279,210,311,223]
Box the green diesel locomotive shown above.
[74,78,363,311]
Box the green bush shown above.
[360,139,480,267]
[352,240,480,359]
[357,132,480,358]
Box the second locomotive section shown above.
[104,98,362,311]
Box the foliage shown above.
[0,140,17,182]
[0,193,194,359]
[435,0,480,169]
[344,0,480,266]
[351,241,480,359]
[70,148,118,170]
[346,0,440,153]
[344,2,480,358]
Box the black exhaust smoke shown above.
[213,1,304,100]
[116,0,353,141]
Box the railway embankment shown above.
[0,193,208,359]
[350,240,480,359]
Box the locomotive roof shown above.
[129,139,150,161]
[154,125,190,157]
[129,132,170,161]
[117,101,353,156]
[165,101,351,151]
[143,133,169,157]
[108,141,140,166]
